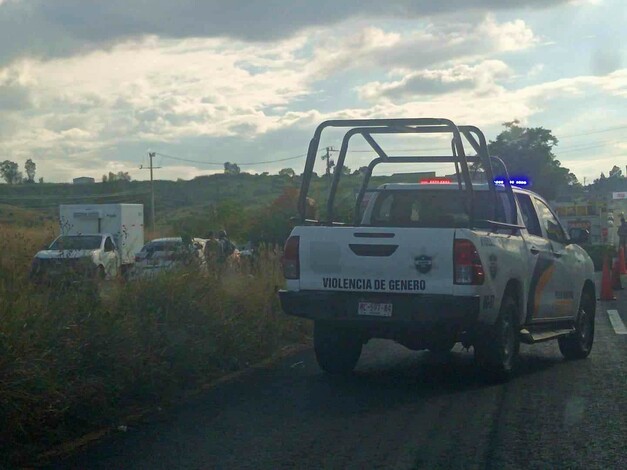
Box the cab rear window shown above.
[366,190,512,228]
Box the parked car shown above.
[31,233,122,283]
[133,237,205,276]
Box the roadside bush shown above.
[0,226,309,465]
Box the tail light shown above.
[454,239,484,285]
[282,236,300,280]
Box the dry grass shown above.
[0,225,309,465]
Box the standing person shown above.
[618,216,627,251]
[218,230,236,259]
[204,231,223,265]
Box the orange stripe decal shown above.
[533,265,555,315]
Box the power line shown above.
[558,124,627,139]
[151,123,626,169]
[155,151,313,166]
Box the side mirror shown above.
[569,228,589,244]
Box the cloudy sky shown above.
[0,0,625,183]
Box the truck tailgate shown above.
[296,226,455,295]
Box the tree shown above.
[488,121,578,200]
[0,160,23,184]
[591,166,626,193]
[224,162,241,175]
[24,159,36,183]
[25,161,35,181]
[609,165,622,178]
[278,168,295,178]
[38,177,44,184]
[248,187,298,245]
[102,171,131,183]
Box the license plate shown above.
[358,302,393,317]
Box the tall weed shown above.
[0,226,308,465]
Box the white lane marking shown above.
[607,310,627,335]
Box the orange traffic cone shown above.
[612,256,623,290]
[600,255,615,300]
[619,246,626,275]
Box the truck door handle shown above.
[530,247,540,255]
[553,252,563,258]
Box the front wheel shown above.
[95,265,106,282]
[314,322,362,375]
[475,293,520,383]
[558,290,595,360]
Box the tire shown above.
[95,265,106,282]
[475,293,520,383]
[314,322,362,375]
[558,290,595,360]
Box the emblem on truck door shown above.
[414,255,432,274]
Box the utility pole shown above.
[322,146,336,176]
[140,152,161,232]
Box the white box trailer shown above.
[59,204,144,265]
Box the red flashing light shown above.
[420,178,452,184]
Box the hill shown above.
[0,171,437,241]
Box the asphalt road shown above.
[54,292,627,470]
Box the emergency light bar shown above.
[420,178,452,184]
[494,178,529,186]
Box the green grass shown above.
[0,225,310,466]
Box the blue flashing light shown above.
[494,177,529,187]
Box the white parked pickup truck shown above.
[31,233,122,282]
[279,118,595,382]
[30,204,144,282]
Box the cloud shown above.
[309,16,538,75]
[280,68,627,134]
[0,0,567,66]
[0,34,314,178]
[358,60,511,100]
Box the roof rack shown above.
[297,118,518,229]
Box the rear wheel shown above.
[314,322,362,375]
[475,293,520,383]
[558,290,595,360]
[95,265,106,281]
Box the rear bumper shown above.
[279,290,480,330]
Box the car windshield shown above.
[49,236,102,250]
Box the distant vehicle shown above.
[238,243,254,257]
[279,118,596,382]
[134,237,205,276]
[31,204,144,282]
[31,233,121,282]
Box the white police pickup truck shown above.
[279,118,596,381]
